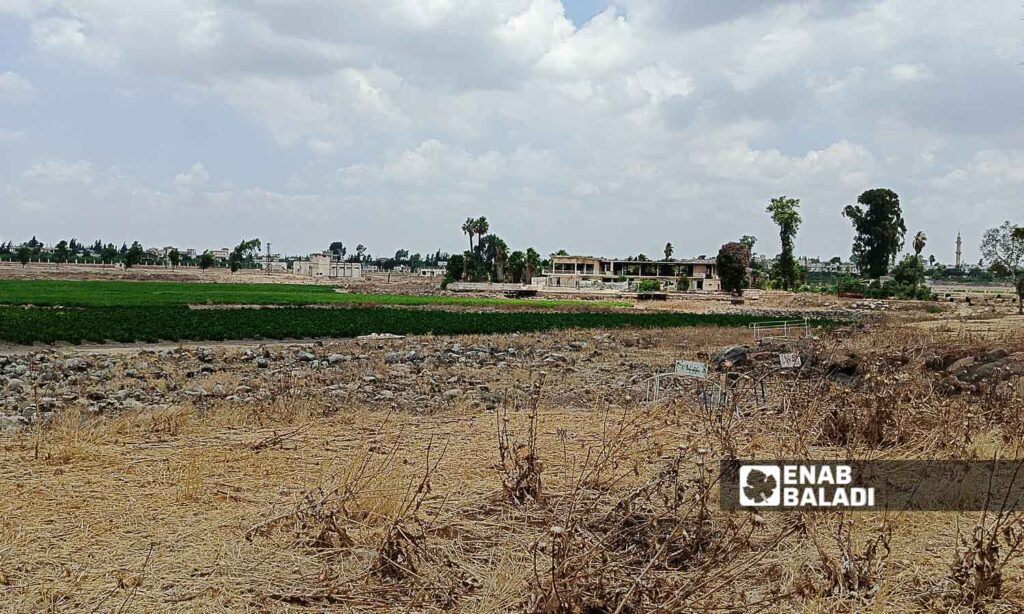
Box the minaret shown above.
[955,232,962,269]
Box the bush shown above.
[636,280,661,292]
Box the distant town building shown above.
[209,248,230,261]
[417,267,446,277]
[546,255,720,291]
[955,232,962,269]
[800,258,858,275]
[292,252,362,278]
[258,261,288,271]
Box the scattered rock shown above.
[64,357,88,372]
[712,346,749,368]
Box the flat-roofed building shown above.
[292,252,362,278]
[547,255,720,291]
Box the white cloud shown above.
[728,27,813,91]
[32,16,121,67]
[0,128,25,142]
[23,159,95,184]
[306,139,337,157]
[0,0,53,18]
[538,8,636,76]
[632,62,693,103]
[1,0,1022,262]
[0,71,36,103]
[174,162,210,189]
[496,0,574,61]
[888,63,931,82]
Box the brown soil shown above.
[2,315,1024,612]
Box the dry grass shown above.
[2,322,1024,612]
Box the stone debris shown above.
[0,332,658,432]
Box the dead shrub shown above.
[496,372,546,504]
[801,516,893,602]
[924,512,1024,612]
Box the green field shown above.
[0,279,835,344]
[0,305,828,345]
[0,280,629,309]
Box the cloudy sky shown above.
[1,0,1021,262]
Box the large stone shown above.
[827,353,862,377]
[64,357,88,372]
[712,346,749,368]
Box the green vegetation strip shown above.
[0,280,628,309]
[0,306,836,345]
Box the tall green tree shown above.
[739,235,757,252]
[526,247,542,281]
[912,231,927,258]
[663,242,674,260]
[843,188,906,278]
[54,240,70,264]
[17,245,31,267]
[445,254,465,281]
[473,217,489,255]
[168,249,181,268]
[329,242,346,258]
[766,196,802,290]
[229,238,261,272]
[199,251,216,271]
[100,243,119,266]
[507,250,526,283]
[980,221,1024,314]
[892,254,925,289]
[461,218,475,252]
[716,242,751,294]
[124,241,144,268]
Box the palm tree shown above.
[664,242,674,260]
[472,217,489,255]
[495,240,508,282]
[913,231,927,258]
[461,218,475,252]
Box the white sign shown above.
[675,360,707,378]
[779,353,802,369]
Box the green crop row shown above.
[0,279,629,309]
[0,306,836,345]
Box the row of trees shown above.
[711,188,1022,311]
[716,189,923,295]
[980,222,1024,314]
[325,242,451,272]
[447,216,543,284]
[0,236,260,272]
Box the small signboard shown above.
[779,353,802,369]
[675,360,708,378]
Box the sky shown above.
[0,0,1021,263]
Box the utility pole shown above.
[955,233,962,270]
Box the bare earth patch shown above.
[2,322,1024,612]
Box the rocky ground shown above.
[3,309,1024,612]
[0,327,750,434]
